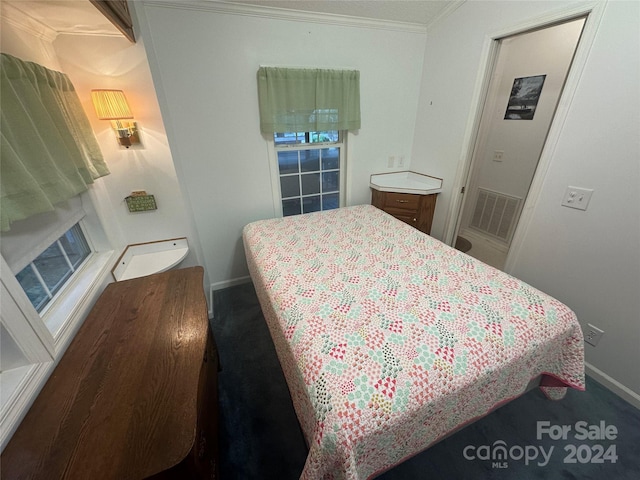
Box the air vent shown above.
[470,188,521,242]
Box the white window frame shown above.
[268,131,347,217]
[0,194,118,451]
[16,223,92,316]
[1,262,55,365]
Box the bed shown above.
[242,204,585,480]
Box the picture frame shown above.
[504,75,546,120]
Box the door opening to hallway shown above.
[454,17,586,270]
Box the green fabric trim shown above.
[257,67,361,134]
[1,54,109,232]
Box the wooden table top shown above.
[1,267,209,480]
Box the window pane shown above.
[33,243,72,295]
[14,223,92,314]
[322,171,339,192]
[278,150,299,174]
[16,266,49,312]
[322,148,340,170]
[276,130,339,145]
[301,173,320,195]
[275,130,342,218]
[282,198,301,217]
[310,131,338,143]
[60,225,90,269]
[300,149,320,172]
[275,132,306,146]
[280,176,300,198]
[303,196,321,213]
[322,193,339,211]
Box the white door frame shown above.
[444,1,606,273]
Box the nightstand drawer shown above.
[392,212,419,227]
[381,192,421,211]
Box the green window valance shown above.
[1,54,109,232]
[257,67,361,134]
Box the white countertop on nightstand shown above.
[111,237,189,281]
[370,171,443,195]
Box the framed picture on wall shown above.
[504,75,546,120]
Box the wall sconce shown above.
[91,89,140,148]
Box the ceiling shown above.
[3,1,120,36]
[3,0,462,38]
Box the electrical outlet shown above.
[584,324,604,347]
[493,150,504,162]
[562,186,593,211]
[387,156,395,168]
[398,155,405,167]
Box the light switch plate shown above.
[561,186,593,211]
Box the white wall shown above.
[412,1,640,402]
[136,1,427,286]
[53,34,203,269]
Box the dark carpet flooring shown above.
[210,282,640,480]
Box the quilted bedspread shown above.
[242,205,585,480]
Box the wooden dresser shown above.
[1,267,219,480]
[370,171,443,235]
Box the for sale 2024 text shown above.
[463,420,619,469]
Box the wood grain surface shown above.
[1,267,209,480]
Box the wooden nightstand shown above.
[371,189,437,234]
[370,171,443,235]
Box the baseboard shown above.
[210,276,252,291]
[585,362,640,410]
[208,276,252,319]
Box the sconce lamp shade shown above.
[91,89,140,148]
[91,89,134,120]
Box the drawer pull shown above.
[413,218,417,222]
[396,200,409,203]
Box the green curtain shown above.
[257,67,361,134]
[1,54,110,232]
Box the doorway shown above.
[454,17,586,269]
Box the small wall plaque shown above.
[125,193,157,212]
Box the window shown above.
[1,54,115,450]
[274,130,344,216]
[1,205,115,449]
[15,224,91,314]
[257,68,359,216]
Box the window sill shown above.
[43,250,117,344]
[1,249,117,451]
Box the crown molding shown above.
[425,0,465,31]
[1,3,58,43]
[1,2,124,42]
[142,0,428,34]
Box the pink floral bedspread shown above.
[243,205,585,480]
